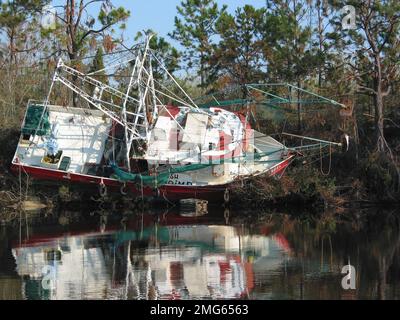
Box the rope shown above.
[320,143,332,176]
[19,162,22,202]
[275,156,295,180]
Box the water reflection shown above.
[1,207,400,300]
[10,210,291,300]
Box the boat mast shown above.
[44,34,204,169]
[122,54,140,171]
[148,54,158,130]
[122,34,154,171]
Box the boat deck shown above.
[14,105,112,174]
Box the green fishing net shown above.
[22,104,51,136]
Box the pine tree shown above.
[0,0,48,125]
[262,0,314,84]
[330,0,400,154]
[262,0,318,130]
[89,47,107,84]
[169,0,226,88]
[211,5,266,94]
[51,0,130,107]
[0,0,48,64]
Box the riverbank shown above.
[1,127,399,219]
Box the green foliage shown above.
[169,0,227,87]
[0,0,47,29]
[234,165,337,206]
[91,47,105,71]
[212,5,266,90]
[0,0,48,62]
[50,1,130,62]
[263,0,314,83]
[89,47,106,83]
[329,0,400,152]
[87,46,109,100]
[294,166,337,200]
[361,152,399,201]
[98,5,130,26]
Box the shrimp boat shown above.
[10,36,346,201]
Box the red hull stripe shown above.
[10,155,293,201]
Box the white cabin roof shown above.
[16,105,111,174]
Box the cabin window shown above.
[45,249,62,262]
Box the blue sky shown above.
[90,0,266,47]
[45,1,265,50]
[113,0,265,39]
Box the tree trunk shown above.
[200,50,205,88]
[68,51,80,108]
[66,0,79,108]
[374,90,385,153]
[297,80,302,132]
[317,0,323,88]
[378,256,386,300]
[373,57,385,153]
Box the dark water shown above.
[1,205,400,300]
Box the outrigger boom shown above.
[10,36,346,201]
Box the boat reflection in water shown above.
[11,211,291,300]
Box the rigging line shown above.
[18,164,22,245]
[87,55,136,76]
[280,117,288,141]
[85,96,143,115]
[149,51,201,111]
[58,62,140,104]
[87,50,135,75]
[79,113,88,165]
[195,84,244,103]
[174,144,286,165]
[281,132,342,146]
[138,67,194,108]
[250,131,337,149]
[138,81,191,111]
[18,162,22,202]
[301,150,331,166]
[122,54,141,171]
[66,44,142,63]
[137,77,193,109]
[127,47,150,131]
[275,156,296,180]
[54,76,141,137]
[148,54,158,122]
[302,144,331,157]
[247,85,291,103]
[20,162,30,200]
[147,47,182,63]
[149,76,193,104]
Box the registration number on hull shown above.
[167,173,193,185]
